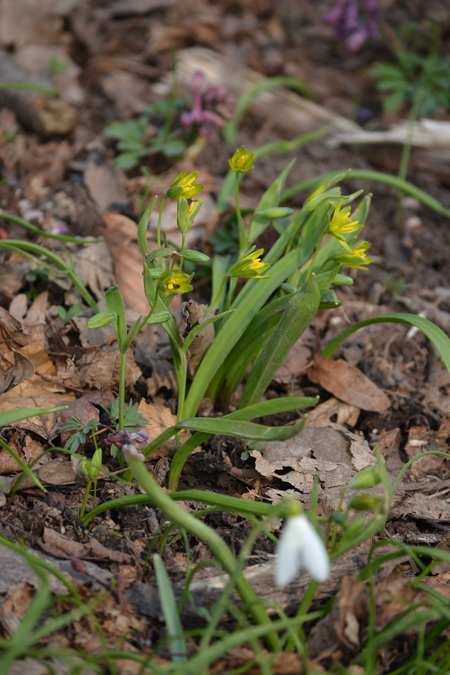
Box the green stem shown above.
[305,231,325,281]
[176,349,188,427]
[118,351,127,428]
[179,231,186,272]
[235,172,247,252]
[206,274,229,315]
[157,196,166,252]
[80,479,92,519]
[126,455,279,651]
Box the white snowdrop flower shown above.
[275,514,330,588]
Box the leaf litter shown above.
[0,0,449,672]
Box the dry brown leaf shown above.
[179,300,214,375]
[57,340,141,390]
[0,582,35,636]
[307,397,360,428]
[84,156,128,211]
[0,432,44,476]
[309,356,390,412]
[389,493,450,523]
[0,348,34,394]
[378,428,403,473]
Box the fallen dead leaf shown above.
[307,396,360,428]
[84,155,128,211]
[309,356,390,412]
[0,582,35,636]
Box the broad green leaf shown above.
[239,277,321,408]
[178,414,308,441]
[168,396,318,489]
[321,314,450,375]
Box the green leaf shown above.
[247,159,296,244]
[105,286,127,347]
[153,554,187,663]
[184,246,311,418]
[178,415,308,441]
[321,314,450,374]
[115,152,143,170]
[0,407,67,427]
[280,169,450,220]
[167,396,318,489]
[137,196,158,258]
[239,277,321,408]
[161,139,187,157]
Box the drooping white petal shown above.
[274,517,303,588]
[296,516,330,583]
[274,515,330,588]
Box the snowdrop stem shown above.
[126,454,280,651]
[286,580,319,652]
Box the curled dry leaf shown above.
[179,300,214,375]
[308,356,390,412]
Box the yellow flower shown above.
[327,200,361,253]
[333,241,373,270]
[228,247,270,279]
[177,197,203,233]
[228,146,256,173]
[158,270,193,294]
[166,171,204,199]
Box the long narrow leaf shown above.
[280,169,450,220]
[184,246,310,417]
[153,554,187,663]
[240,278,320,408]
[178,415,307,441]
[168,396,318,489]
[321,313,450,373]
[248,159,296,244]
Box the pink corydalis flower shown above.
[105,429,149,449]
[181,71,236,137]
[323,0,379,52]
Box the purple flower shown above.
[122,443,145,461]
[181,71,236,137]
[323,0,379,52]
[105,429,149,449]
